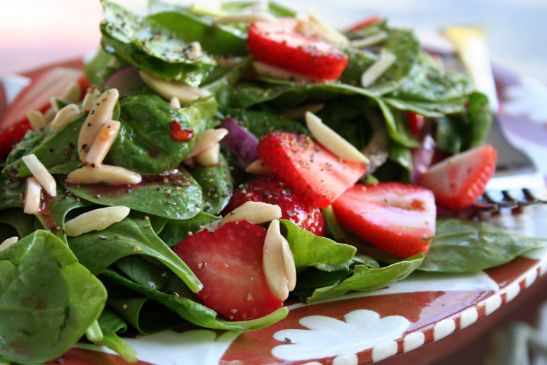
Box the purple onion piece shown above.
[411,135,436,183]
[220,117,259,167]
[103,66,145,97]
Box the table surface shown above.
[0,0,546,83]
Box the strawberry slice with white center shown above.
[173,221,283,321]
[248,18,348,81]
[418,144,497,211]
[0,67,85,159]
[333,183,436,258]
[258,132,367,209]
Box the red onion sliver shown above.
[220,117,259,167]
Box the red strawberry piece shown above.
[225,176,326,236]
[173,221,283,321]
[247,18,348,81]
[406,111,424,137]
[347,16,383,32]
[258,132,367,209]
[0,67,84,159]
[418,144,497,211]
[333,183,436,258]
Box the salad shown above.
[0,1,545,363]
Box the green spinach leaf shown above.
[96,309,137,363]
[465,92,493,149]
[224,107,307,136]
[108,95,217,174]
[103,270,288,330]
[297,254,423,303]
[0,209,35,237]
[281,220,356,271]
[68,217,202,293]
[192,154,233,215]
[66,168,203,220]
[159,212,219,246]
[147,9,247,56]
[101,0,215,85]
[0,230,106,364]
[420,219,547,273]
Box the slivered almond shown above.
[50,104,80,132]
[280,103,325,120]
[245,159,272,175]
[221,201,282,225]
[361,49,396,87]
[0,237,19,253]
[78,88,119,161]
[66,165,142,185]
[350,31,388,48]
[62,81,81,103]
[26,110,47,130]
[85,120,121,167]
[195,143,220,166]
[22,154,57,197]
[44,108,56,123]
[65,206,130,237]
[188,128,228,158]
[252,61,309,81]
[263,220,296,301]
[139,71,210,105]
[305,112,369,164]
[297,13,349,47]
[49,97,60,113]
[82,88,101,113]
[170,97,181,109]
[214,13,274,25]
[23,177,42,214]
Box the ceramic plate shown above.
[1,58,546,365]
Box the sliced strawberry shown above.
[173,221,282,321]
[347,16,383,32]
[225,176,326,235]
[258,132,366,209]
[0,67,84,159]
[406,112,424,137]
[418,145,497,211]
[333,183,436,258]
[248,18,348,81]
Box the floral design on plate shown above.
[272,309,410,364]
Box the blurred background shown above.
[0,0,546,82]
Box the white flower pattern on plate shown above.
[122,329,239,365]
[272,309,409,363]
[504,77,547,123]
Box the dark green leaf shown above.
[0,209,35,237]
[420,219,547,273]
[280,219,356,271]
[96,310,137,363]
[0,176,24,210]
[147,10,247,56]
[299,254,423,303]
[85,48,126,85]
[103,270,288,330]
[465,92,493,149]
[224,107,307,137]
[0,230,106,364]
[101,0,215,85]
[68,217,202,292]
[192,154,233,215]
[115,256,171,290]
[342,29,420,95]
[108,95,216,174]
[66,168,203,220]
[387,53,472,103]
[109,297,181,334]
[159,212,219,246]
[435,115,463,154]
